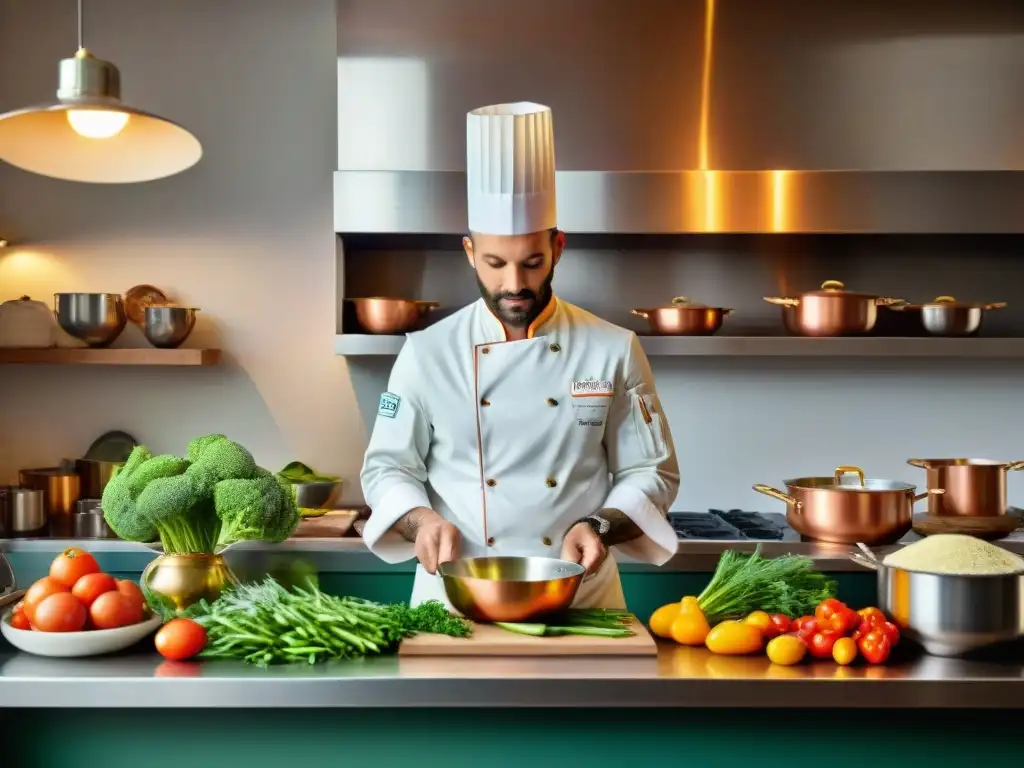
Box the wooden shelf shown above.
[334,334,1024,358]
[0,348,222,366]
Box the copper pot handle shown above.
[752,484,802,510]
[983,302,1007,311]
[834,466,866,486]
[913,489,945,504]
[631,309,650,319]
[763,297,799,307]
[874,297,907,307]
[907,459,929,469]
[1005,461,1024,472]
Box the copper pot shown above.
[754,465,941,545]
[631,297,733,335]
[348,297,439,334]
[889,296,1007,336]
[907,458,1024,517]
[18,467,81,537]
[764,280,905,336]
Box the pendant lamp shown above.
[0,0,202,183]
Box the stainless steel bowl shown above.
[290,480,345,514]
[54,293,127,347]
[438,556,585,623]
[143,306,198,349]
[853,553,1024,656]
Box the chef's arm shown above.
[359,340,434,563]
[599,333,681,565]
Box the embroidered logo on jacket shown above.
[571,379,614,398]
[378,392,401,419]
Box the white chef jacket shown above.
[359,296,680,610]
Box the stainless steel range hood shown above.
[334,0,1024,234]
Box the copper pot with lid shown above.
[907,458,1024,517]
[889,296,1006,336]
[347,298,440,335]
[754,465,942,545]
[631,297,733,336]
[764,280,905,336]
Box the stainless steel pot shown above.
[8,488,46,535]
[850,551,1024,657]
[890,296,1006,336]
[763,280,905,336]
[907,458,1024,517]
[754,465,940,545]
[631,297,733,336]
[348,298,439,334]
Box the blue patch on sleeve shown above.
[378,392,401,419]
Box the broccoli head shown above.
[184,434,257,497]
[213,472,300,548]
[102,445,159,542]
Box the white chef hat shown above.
[466,102,557,236]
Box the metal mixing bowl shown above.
[438,556,585,622]
[143,306,198,349]
[54,293,127,347]
[290,480,345,516]
[853,553,1024,656]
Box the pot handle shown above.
[1004,461,1024,472]
[763,296,799,307]
[752,484,802,509]
[631,309,650,319]
[848,552,879,572]
[906,459,929,469]
[874,297,907,307]
[834,466,866,486]
[913,488,945,504]
[670,297,691,306]
[982,302,1007,311]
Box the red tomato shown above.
[769,614,792,634]
[155,619,207,661]
[792,616,818,634]
[71,572,118,608]
[809,629,842,659]
[90,591,143,630]
[814,598,847,622]
[9,611,31,631]
[32,592,87,632]
[116,580,146,613]
[23,577,69,623]
[857,629,892,664]
[879,621,901,648]
[829,608,860,635]
[857,607,887,629]
[49,547,101,589]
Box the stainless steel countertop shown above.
[4,535,1024,573]
[1,643,1021,708]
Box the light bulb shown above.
[67,109,130,139]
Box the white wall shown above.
[0,0,365,494]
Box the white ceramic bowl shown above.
[0,611,162,658]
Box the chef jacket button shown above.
[549,343,561,352]
[481,346,491,354]
[542,536,552,546]
[546,398,558,407]
[486,478,497,488]
[545,477,558,488]
[480,398,490,407]
[487,537,496,547]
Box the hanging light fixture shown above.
[0,0,202,184]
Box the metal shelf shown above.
[334,334,1024,358]
[0,348,221,366]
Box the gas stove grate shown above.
[668,510,788,541]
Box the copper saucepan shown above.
[348,297,440,335]
[907,458,1024,517]
[754,465,943,545]
[763,280,905,337]
[631,297,733,336]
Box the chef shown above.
[360,101,680,609]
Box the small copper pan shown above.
[907,458,1024,517]
[631,297,733,336]
[348,297,439,335]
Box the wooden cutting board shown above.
[399,618,658,657]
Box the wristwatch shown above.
[580,515,610,537]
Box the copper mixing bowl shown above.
[438,556,585,622]
[349,297,439,334]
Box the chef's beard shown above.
[477,268,555,328]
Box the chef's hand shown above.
[407,507,461,575]
[561,522,607,576]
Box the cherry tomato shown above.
[71,572,117,608]
[9,610,31,631]
[769,614,792,634]
[49,547,101,589]
[809,629,842,659]
[155,618,207,661]
[832,636,858,666]
[857,629,892,664]
[90,591,143,630]
[792,616,818,634]
[879,620,901,648]
[23,577,69,623]
[116,580,146,613]
[857,607,887,629]
[743,610,777,638]
[829,607,860,635]
[814,598,847,622]
[32,592,88,632]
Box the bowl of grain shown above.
[852,534,1024,657]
